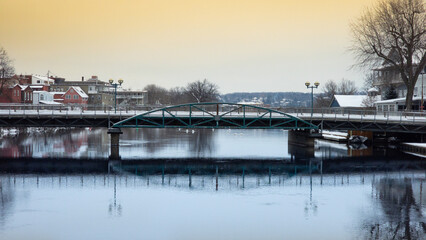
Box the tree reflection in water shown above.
[136,128,215,157]
[362,178,426,240]
[0,178,15,226]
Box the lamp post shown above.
[305,81,320,117]
[109,78,124,113]
[421,66,425,111]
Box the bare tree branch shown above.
[350,0,426,110]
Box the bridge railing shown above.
[273,107,426,123]
[0,104,425,123]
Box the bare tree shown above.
[314,80,338,107]
[169,86,190,104]
[338,78,358,95]
[0,46,15,95]
[315,79,358,107]
[350,0,426,110]
[185,79,219,103]
[143,84,169,105]
[363,73,376,91]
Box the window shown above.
[384,105,389,111]
[389,105,395,112]
[73,95,79,99]
[40,95,44,101]
[66,95,71,99]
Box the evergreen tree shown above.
[384,85,398,100]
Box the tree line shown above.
[143,79,219,105]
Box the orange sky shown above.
[0,0,374,93]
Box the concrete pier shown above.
[288,130,317,147]
[108,128,123,160]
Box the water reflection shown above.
[108,175,122,217]
[0,178,15,226]
[0,171,424,239]
[0,127,416,160]
[359,178,426,240]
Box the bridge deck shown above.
[0,107,425,133]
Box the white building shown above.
[32,91,59,105]
[32,75,54,85]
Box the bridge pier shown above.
[288,130,317,159]
[108,128,123,160]
[288,130,317,147]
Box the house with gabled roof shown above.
[62,86,88,105]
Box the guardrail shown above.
[0,104,425,123]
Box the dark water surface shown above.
[0,128,425,239]
[0,127,414,159]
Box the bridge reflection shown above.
[0,157,424,189]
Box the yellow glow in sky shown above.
[0,0,374,93]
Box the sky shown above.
[0,0,375,93]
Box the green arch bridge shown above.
[112,102,318,130]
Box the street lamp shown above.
[421,66,426,111]
[109,78,124,113]
[305,81,320,117]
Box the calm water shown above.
[0,128,425,239]
[0,127,409,159]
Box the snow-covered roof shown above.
[368,87,379,93]
[40,100,62,105]
[374,96,423,104]
[33,91,49,94]
[32,75,53,82]
[70,86,88,98]
[332,95,367,108]
[331,95,380,108]
[13,84,28,90]
[50,92,66,95]
[29,85,43,89]
[237,101,263,105]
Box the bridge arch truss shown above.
[113,102,318,130]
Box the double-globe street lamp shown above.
[421,66,426,111]
[305,81,320,117]
[109,78,124,113]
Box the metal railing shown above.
[0,104,425,123]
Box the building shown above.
[372,49,426,99]
[62,87,88,105]
[116,88,148,106]
[50,76,114,106]
[32,91,59,105]
[51,92,66,104]
[31,75,54,85]
[374,97,424,112]
[329,94,381,110]
[6,74,54,86]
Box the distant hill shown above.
[220,92,311,107]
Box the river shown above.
[0,128,424,239]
